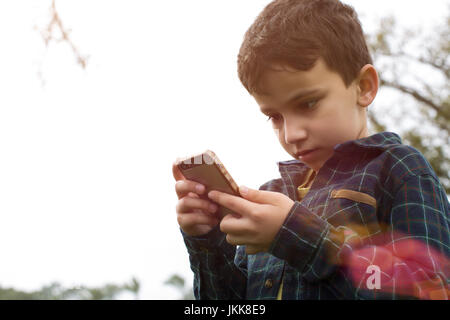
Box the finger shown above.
[220,215,256,247]
[187,192,200,199]
[175,180,206,199]
[225,233,249,246]
[220,213,251,235]
[177,212,219,228]
[208,190,259,217]
[172,161,185,181]
[176,196,218,214]
[239,185,283,205]
[224,232,265,249]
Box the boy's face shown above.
[253,58,369,173]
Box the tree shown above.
[365,10,450,194]
[0,277,140,300]
[164,274,194,300]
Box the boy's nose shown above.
[283,120,307,145]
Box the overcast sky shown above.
[0,0,448,299]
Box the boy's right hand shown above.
[173,162,220,237]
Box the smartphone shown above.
[176,150,240,219]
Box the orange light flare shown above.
[338,229,450,300]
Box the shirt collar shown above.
[276,132,403,195]
[332,131,402,154]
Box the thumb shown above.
[239,185,280,204]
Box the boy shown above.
[173,0,449,299]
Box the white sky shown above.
[0,0,448,299]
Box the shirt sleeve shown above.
[181,226,247,299]
[268,173,450,299]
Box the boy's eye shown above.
[299,99,318,110]
[265,99,319,122]
[266,114,282,122]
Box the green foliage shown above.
[366,9,450,194]
[0,277,140,300]
[164,274,194,300]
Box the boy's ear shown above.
[356,64,379,108]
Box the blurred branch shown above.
[35,0,89,70]
[379,79,446,118]
[386,51,450,80]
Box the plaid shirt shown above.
[182,132,450,300]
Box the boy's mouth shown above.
[295,148,319,161]
[295,149,317,157]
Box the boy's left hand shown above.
[208,186,295,255]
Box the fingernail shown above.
[240,185,249,196]
[195,184,205,193]
[208,203,218,213]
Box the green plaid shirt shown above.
[182,132,450,299]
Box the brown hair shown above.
[237,0,373,94]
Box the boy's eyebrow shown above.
[260,88,323,113]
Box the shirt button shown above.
[265,279,273,289]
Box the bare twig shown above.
[379,79,445,116]
[38,0,89,69]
